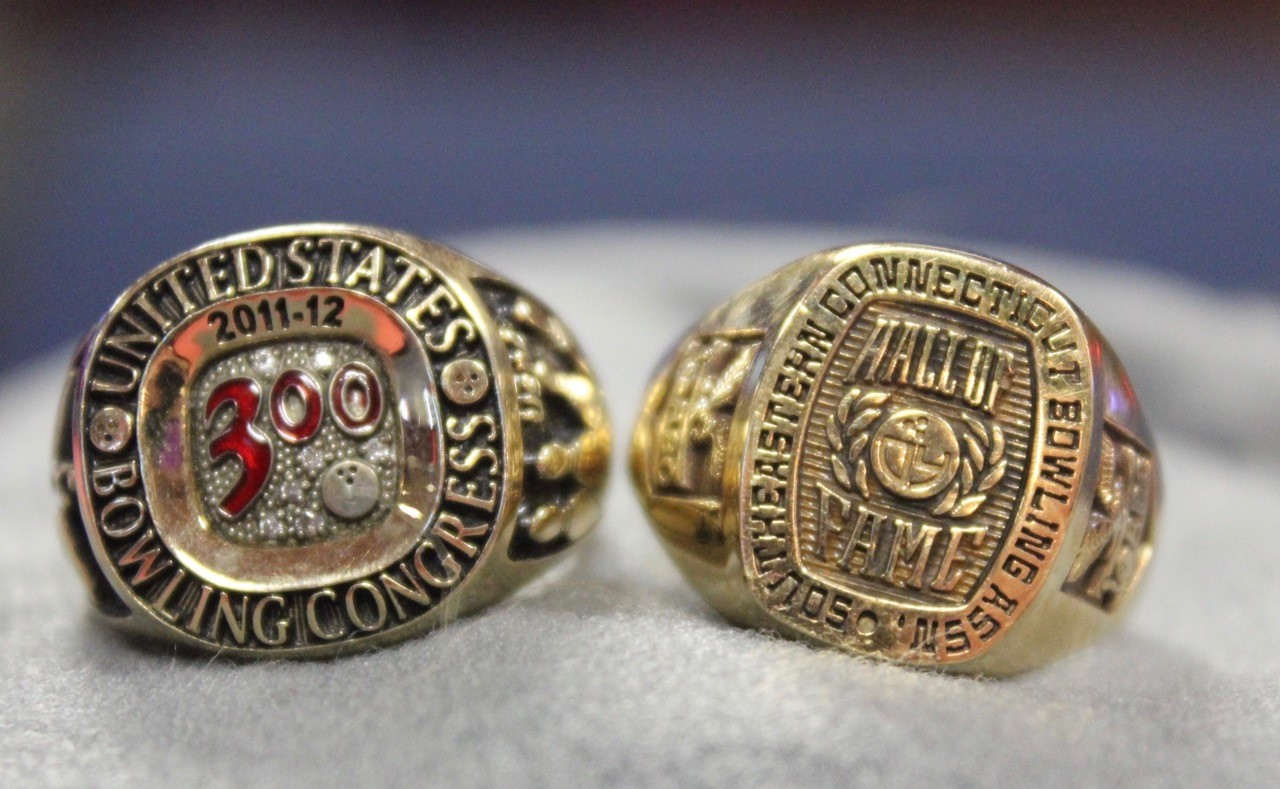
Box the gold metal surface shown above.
[55,224,610,657]
[631,243,1159,676]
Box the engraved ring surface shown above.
[56,224,609,657]
[631,243,1159,676]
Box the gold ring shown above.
[631,243,1159,676]
[55,223,609,657]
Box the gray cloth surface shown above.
[1,225,1277,788]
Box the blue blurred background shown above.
[1,1,1277,372]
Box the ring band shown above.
[631,243,1159,676]
[55,223,609,657]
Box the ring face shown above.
[793,288,1046,614]
[633,243,1159,674]
[66,228,519,654]
[744,250,1096,663]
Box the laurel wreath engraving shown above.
[945,412,1008,518]
[825,388,887,499]
[825,388,1007,519]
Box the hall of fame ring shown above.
[631,243,1159,676]
[55,224,609,657]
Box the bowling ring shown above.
[56,223,609,657]
[631,243,1160,676]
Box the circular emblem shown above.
[320,459,382,521]
[89,405,133,454]
[441,359,490,405]
[868,409,960,500]
[68,228,509,654]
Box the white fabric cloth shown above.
[2,224,1277,787]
